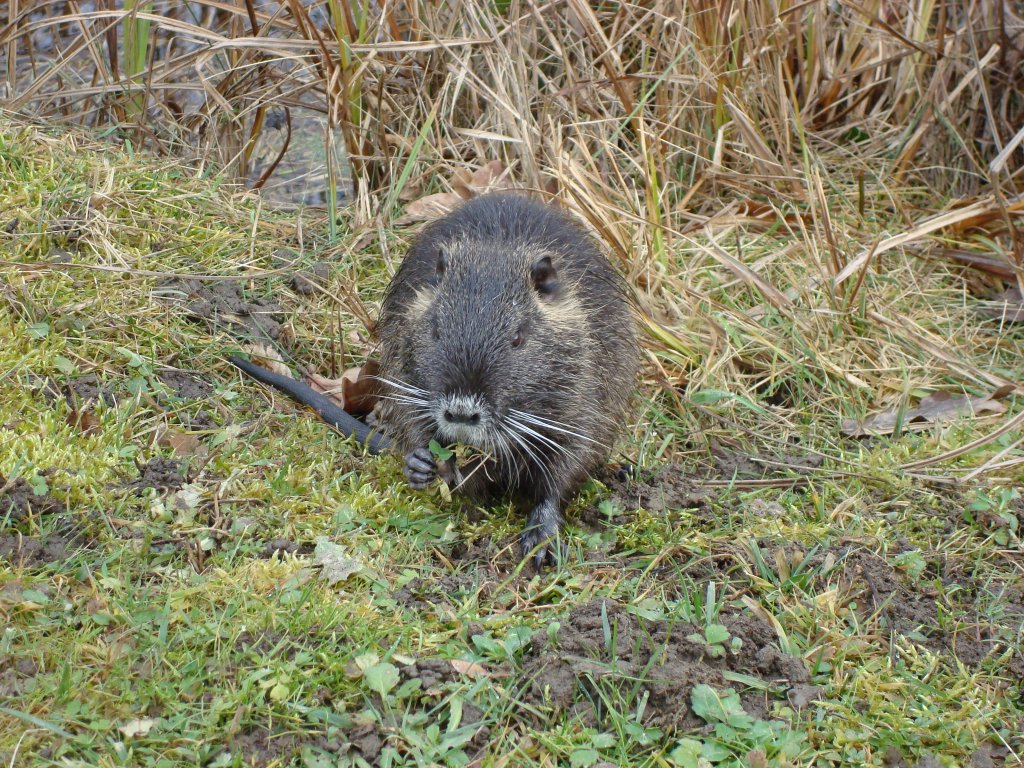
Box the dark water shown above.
[4,0,351,209]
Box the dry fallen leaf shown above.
[240,344,293,378]
[67,407,101,436]
[158,428,205,458]
[452,160,513,198]
[841,387,1011,436]
[448,658,505,679]
[395,161,521,225]
[395,191,465,225]
[350,229,377,252]
[306,359,382,416]
[119,718,157,738]
[313,537,363,586]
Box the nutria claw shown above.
[520,497,565,569]
[404,447,437,489]
[520,523,563,571]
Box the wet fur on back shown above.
[376,192,638,566]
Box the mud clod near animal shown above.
[0,655,40,698]
[290,262,331,295]
[37,373,117,406]
[0,476,63,523]
[130,458,186,494]
[158,369,214,400]
[520,599,810,731]
[599,463,711,517]
[394,658,494,751]
[0,517,91,568]
[233,727,331,768]
[590,454,823,525]
[0,534,69,567]
[831,549,1024,677]
[394,571,494,615]
[161,278,283,340]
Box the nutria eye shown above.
[511,330,525,349]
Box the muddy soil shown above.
[158,369,214,400]
[175,410,219,431]
[233,727,332,767]
[586,463,1024,679]
[128,457,186,494]
[228,642,491,766]
[827,548,1024,677]
[393,568,496,616]
[161,278,283,340]
[259,538,315,558]
[0,516,92,568]
[585,454,821,524]
[520,598,811,732]
[290,262,331,295]
[0,476,81,567]
[0,654,39,699]
[157,369,218,431]
[588,464,711,521]
[36,373,118,406]
[0,476,63,523]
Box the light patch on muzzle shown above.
[434,392,491,447]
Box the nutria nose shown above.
[444,408,481,425]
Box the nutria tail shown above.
[228,355,389,454]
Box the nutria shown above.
[231,192,639,567]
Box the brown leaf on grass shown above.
[119,718,157,738]
[67,408,101,436]
[841,387,1012,437]
[396,191,465,224]
[448,658,507,679]
[350,229,377,252]
[979,286,1024,322]
[240,344,292,378]
[305,360,382,416]
[158,428,206,458]
[395,161,518,225]
[451,160,513,198]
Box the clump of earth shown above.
[520,598,814,732]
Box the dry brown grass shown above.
[2,0,1022,476]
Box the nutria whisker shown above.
[508,408,592,435]
[501,423,556,491]
[504,416,571,458]
[507,408,601,446]
[376,376,430,398]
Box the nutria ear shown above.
[435,248,447,278]
[531,256,559,297]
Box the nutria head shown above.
[400,235,592,454]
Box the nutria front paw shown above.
[403,447,437,489]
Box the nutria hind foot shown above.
[520,498,565,571]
